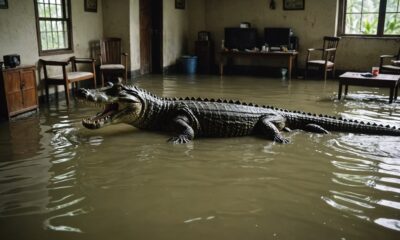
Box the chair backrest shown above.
[100,38,122,64]
[322,36,341,63]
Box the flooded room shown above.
[0,0,399,239]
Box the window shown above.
[338,0,400,37]
[34,0,73,55]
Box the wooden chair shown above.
[99,38,128,87]
[379,46,400,74]
[305,36,341,80]
[39,57,96,106]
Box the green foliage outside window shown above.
[344,0,400,35]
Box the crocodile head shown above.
[76,82,144,129]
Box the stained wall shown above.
[198,0,399,71]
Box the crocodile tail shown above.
[284,112,400,136]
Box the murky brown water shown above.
[1,74,400,240]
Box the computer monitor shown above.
[264,28,292,48]
[224,28,258,51]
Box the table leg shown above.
[219,59,224,76]
[288,56,293,80]
[395,84,399,100]
[345,85,348,95]
[389,87,394,103]
[338,82,343,100]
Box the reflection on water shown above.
[0,74,399,240]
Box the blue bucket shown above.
[181,56,197,74]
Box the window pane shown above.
[38,3,45,18]
[41,34,48,50]
[46,21,52,32]
[56,4,62,18]
[46,3,51,18]
[35,0,71,53]
[361,13,379,34]
[362,0,380,13]
[386,0,399,12]
[347,0,362,13]
[346,13,362,34]
[50,4,57,18]
[47,32,54,49]
[384,13,400,34]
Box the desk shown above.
[219,50,298,79]
[338,72,400,103]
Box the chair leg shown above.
[124,69,128,84]
[324,68,327,81]
[45,82,49,103]
[93,76,97,89]
[304,64,308,79]
[64,82,70,106]
[332,67,336,79]
[101,70,105,87]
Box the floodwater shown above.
[0,74,399,240]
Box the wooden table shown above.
[219,50,298,79]
[338,72,400,103]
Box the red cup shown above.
[372,67,379,76]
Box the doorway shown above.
[140,0,163,74]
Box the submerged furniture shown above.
[305,36,340,80]
[99,38,128,86]
[338,72,400,103]
[219,50,298,80]
[379,47,400,74]
[39,57,96,106]
[0,65,39,118]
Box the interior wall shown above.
[163,0,190,67]
[103,0,192,71]
[129,0,140,71]
[102,0,131,70]
[187,0,206,54]
[0,0,103,64]
[0,0,103,95]
[201,0,399,71]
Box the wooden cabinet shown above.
[195,40,214,74]
[0,65,38,118]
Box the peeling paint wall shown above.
[0,0,103,95]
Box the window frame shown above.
[33,0,74,56]
[337,0,400,38]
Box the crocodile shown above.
[76,82,400,144]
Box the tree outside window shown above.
[340,0,400,36]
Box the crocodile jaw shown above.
[82,103,120,129]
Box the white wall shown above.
[188,0,206,54]
[129,0,140,71]
[0,0,103,95]
[163,0,190,67]
[102,0,131,70]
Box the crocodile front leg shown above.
[258,116,289,144]
[168,115,195,144]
